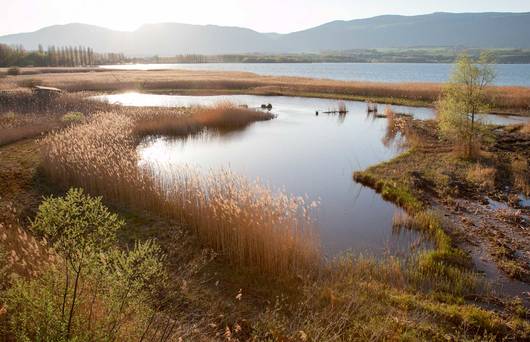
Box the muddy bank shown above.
[354,119,530,303]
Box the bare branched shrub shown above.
[382,106,419,148]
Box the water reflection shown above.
[95,93,526,257]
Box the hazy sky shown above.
[3,0,530,35]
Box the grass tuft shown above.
[40,106,319,276]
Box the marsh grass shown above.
[41,106,319,275]
[521,121,530,134]
[251,253,528,341]
[4,69,530,112]
[61,111,85,124]
[0,90,115,115]
[511,157,529,196]
[0,91,117,145]
[467,164,496,191]
[133,101,274,137]
[0,201,56,280]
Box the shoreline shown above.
[353,118,530,303]
[1,92,530,337]
[1,67,530,116]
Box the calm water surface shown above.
[95,93,528,258]
[101,63,530,87]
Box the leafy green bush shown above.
[6,67,20,76]
[61,112,85,124]
[2,188,168,341]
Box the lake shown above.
[101,63,530,87]
[94,93,528,257]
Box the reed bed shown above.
[133,101,274,137]
[41,107,320,275]
[3,69,529,113]
[0,91,117,145]
[0,90,115,114]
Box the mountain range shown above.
[1,12,529,56]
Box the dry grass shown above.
[511,157,529,196]
[2,120,529,341]
[251,254,529,341]
[41,107,319,275]
[0,90,115,114]
[0,201,55,280]
[381,105,422,148]
[0,91,116,146]
[521,121,530,134]
[2,69,529,113]
[133,101,274,137]
[0,121,61,146]
[466,164,496,191]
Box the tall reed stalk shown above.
[41,107,320,275]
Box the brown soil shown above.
[356,119,530,290]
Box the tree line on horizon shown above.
[0,44,127,67]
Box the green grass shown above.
[2,117,529,341]
[353,170,423,212]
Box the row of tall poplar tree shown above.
[0,44,127,67]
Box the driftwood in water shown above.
[323,110,348,114]
[323,101,348,114]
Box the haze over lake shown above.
[101,63,530,87]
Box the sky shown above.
[2,0,530,36]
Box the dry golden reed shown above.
[466,164,496,191]
[133,101,274,137]
[41,106,320,275]
[4,69,529,112]
[0,91,117,145]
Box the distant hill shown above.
[1,12,530,55]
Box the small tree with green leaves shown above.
[437,53,496,158]
[105,240,167,340]
[2,188,170,341]
[31,188,124,338]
